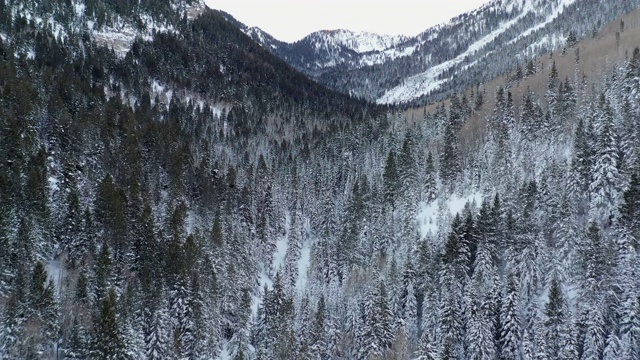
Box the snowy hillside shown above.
[4,0,640,358]
[377,0,577,104]
[238,0,640,104]
[303,29,407,54]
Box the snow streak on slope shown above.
[377,0,576,104]
[359,44,417,66]
[46,258,65,297]
[377,4,534,104]
[251,213,290,318]
[508,0,577,44]
[295,218,312,294]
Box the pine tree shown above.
[441,121,460,189]
[424,152,437,202]
[544,277,565,358]
[415,330,439,360]
[92,289,125,359]
[25,261,58,356]
[360,280,394,359]
[398,132,417,200]
[603,333,622,360]
[581,304,606,360]
[466,285,497,360]
[383,149,400,210]
[397,259,419,343]
[310,295,328,360]
[500,274,520,360]
[571,107,597,212]
[589,95,620,225]
[95,241,113,303]
[145,305,168,360]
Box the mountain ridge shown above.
[228,0,640,105]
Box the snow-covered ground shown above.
[46,258,65,297]
[359,44,417,67]
[416,192,484,237]
[295,240,312,294]
[251,213,290,318]
[217,343,231,360]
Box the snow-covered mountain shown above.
[218,14,415,73]
[312,29,407,54]
[284,29,412,70]
[234,0,640,104]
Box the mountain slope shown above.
[0,1,383,358]
[3,0,640,359]
[239,0,640,105]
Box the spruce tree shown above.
[93,289,125,359]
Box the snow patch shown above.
[251,212,291,318]
[360,44,417,66]
[318,29,408,54]
[295,218,312,294]
[48,176,60,193]
[94,26,140,58]
[272,222,289,274]
[417,192,483,237]
[46,258,64,297]
[185,210,196,235]
[217,342,231,360]
[74,2,86,18]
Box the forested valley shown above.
[1,1,640,359]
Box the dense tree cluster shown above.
[1,0,640,359]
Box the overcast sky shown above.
[205,0,493,43]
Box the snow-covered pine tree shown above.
[589,95,620,225]
[500,273,520,360]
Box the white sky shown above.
[205,0,493,43]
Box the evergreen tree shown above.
[544,277,565,358]
[581,304,606,360]
[441,121,460,189]
[589,95,620,225]
[424,152,437,202]
[500,274,520,360]
[383,149,400,210]
[310,295,328,360]
[360,280,394,359]
[92,289,125,359]
[415,331,439,360]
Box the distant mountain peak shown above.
[300,29,408,54]
[239,0,637,105]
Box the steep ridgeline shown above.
[239,0,640,105]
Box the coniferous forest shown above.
[2,0,640,359]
